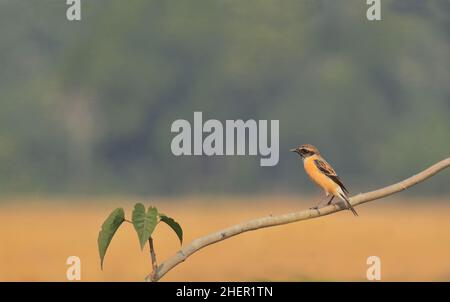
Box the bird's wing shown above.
[314,158,349,194]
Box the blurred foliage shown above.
[0,0,449,196]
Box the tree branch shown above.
[151,158,450,281]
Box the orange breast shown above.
[303,156,338,194]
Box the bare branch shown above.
[151,158,450,281]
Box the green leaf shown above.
[159,214,183,244]
[132,203,158,249]
[97,208,125,270]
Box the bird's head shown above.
[290,144,320,159]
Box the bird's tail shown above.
[337,191,358,217]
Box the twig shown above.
[145,237,158,281]
[150,158,450,281]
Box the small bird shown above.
[290,144,358,216]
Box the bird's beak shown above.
[290,148,298,153]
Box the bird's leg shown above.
[310,194,330,210]
[326,196,334,205]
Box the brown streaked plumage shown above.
[290,144,358,216]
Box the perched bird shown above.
[290,144,358,216]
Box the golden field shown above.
[0,195,450,281]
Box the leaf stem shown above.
[145,237,158,281]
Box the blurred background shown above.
[0,0,449,281]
